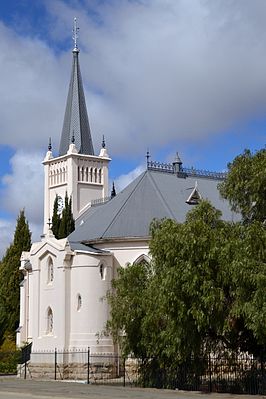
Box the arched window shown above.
[99,264,106,280]
[133,254,151,265]
[77,294,82,311]
[47,307,53,334]
[94,168,97,183]
[90,168,93,182]
[47,257,54,283]
[78,166,80,181]
[81,167,84,181]
[85,167,89,182]
[98,169,102,184]
[62,167,66,182]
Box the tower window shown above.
[98,169,102,184]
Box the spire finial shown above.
[102,135,106,148]
[146,149,150,166]
[48,137,52,151]
[47,218,52,229]
[111,182,116,199]
[71,131,75,144]
[72,17,80,52]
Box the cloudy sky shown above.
[0,0,265,256]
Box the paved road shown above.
[0,379,265,399]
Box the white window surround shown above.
[133,254,151,265]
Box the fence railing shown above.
[3,348,266,395]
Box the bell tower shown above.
[43,19,110,235]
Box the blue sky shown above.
[0,0,265,256]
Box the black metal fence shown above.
[3,348,266,395]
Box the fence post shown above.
[123,358,126,387]
[87,347,90,384]
[208,354,212,393]
[55,348,57,380]
[24,359,27,380]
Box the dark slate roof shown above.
[69,169,239,244]
[59,49,94,156]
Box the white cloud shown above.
[115,164,145,192]
[45,0,266,156]
[0,149,44,256]
[0,1,266,157]
[0,219,14,257]
[1,149,44,223]
[1,0,266,253]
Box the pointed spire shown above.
[59,18,94,157]
[111,182,116,199]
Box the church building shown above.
[17,23,238,355]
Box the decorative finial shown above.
[71,132,75,144]
[48,137,52,151]
[72,17,80,51]
[111,182,116,199]
[47,218,52,229]
[146,149,150,166]
[173,151,183,173]
[102,135,106,148]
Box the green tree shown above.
[0,210,31,345]
[51,195,61,238]
[107,202,231,359]
[57,192,75,239]
[107,200,266,362]
[219,148,266,223]
[106,261,150,357]
[51,192,75,239]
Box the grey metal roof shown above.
[69,242,110,254]
[59,49,94,156]
[69,169,240,244]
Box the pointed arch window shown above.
[133,254,151,265]
[47,257,54,283]
[99,263,106,280]
[81,166,84,181]
[98,169,102,184]
[94,168,97,183]
[47,307,53,335]
[77,294,82,311]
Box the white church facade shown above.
[17,25,239,356]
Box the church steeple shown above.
[59,18,94,156]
